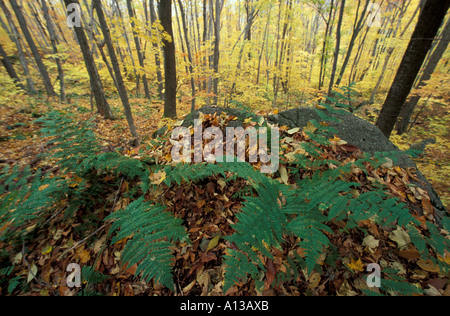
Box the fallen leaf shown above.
[279,165,289,185]
[389,227,411,250]
[287,127,300,135]
[347,258,364,272]
[206,236,221,252]
[417,259,441,273]
[41,245,52,255]
[27,264,38,283]
[362,235,379,251]
[308,272,321,289]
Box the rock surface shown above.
[180,106,448,222]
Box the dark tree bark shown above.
[0,0,36,94]
[396,17,450,134]
[318,0,335,91]
[327,0,345,99]
[63,0,113,119]
[334,0,370,86]
[9,0,56,96]
[376,0,450,138]
[93,0,140,145]
[126,0,151,99]
[41,0,66,102]
[159,0,177,118]
[0,43,26,90]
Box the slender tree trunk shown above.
[93,0,140,144]
[0,43,26,90]
[63,0,113,119]
[41,0,66,102]
[159,0,177,118]
[376,0,450,138]
[177,0,196,112]
[0,0,36,94]
[334,0,370,87]
[126,0,151,99]
[318,0,335,91]
[9,0,56,96]
[212,0,223,106]
[113,0,139,96]
[327,0,345,99]
[397,17,450,134]
[256,8,271,85]
[149,0,164,99]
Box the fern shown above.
[105,197,187,290]
[35,111,100,172]
[0,165,68,241]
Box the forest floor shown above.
[0,93,449,296]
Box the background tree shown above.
[159,0,178,118]
[376,0,450,138]
[396,17,450,134]
[126,0,150,99]
[63,0,113,119]
[9,0,55,97]
[93,0,140,144]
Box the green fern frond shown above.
[105,197,187,290]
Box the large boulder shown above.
[181,106,448,223]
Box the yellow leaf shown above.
[308,272,321,289]
[287,127,300,135]
[41,245,53,255]
[303,121,317,133]
[347,258,364,272]
[279,165,289,185]
[206,236,220,252]
[39,184,49,191]
[77,248,91,264]
[150,170,166,185]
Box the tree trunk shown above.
[397,17,450,134]
[177,0,196,112]
[376,0,450,138]
[334,0,370,87]
[41,0,66,102]
[212,0,223,107]
[149,0,164,100]
[159,0,177,118]
[113,0,139,96]
[93,0,140,145]
[63,0,113,119]
[0,0,36,94]
[0,43,26,90]
[9,0,56,96]
[318,0,335,91]
[126,0,151,99]
[327,0,345,99]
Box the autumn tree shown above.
[159,0,177,118]
[9,0,56,97]
[93,0,140,145]
[396,17,450,134]
[327,0,345,98]
[376,0,450,138]
[126,0,151,99]
[63,0,113,119]
[41,0,66,102]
